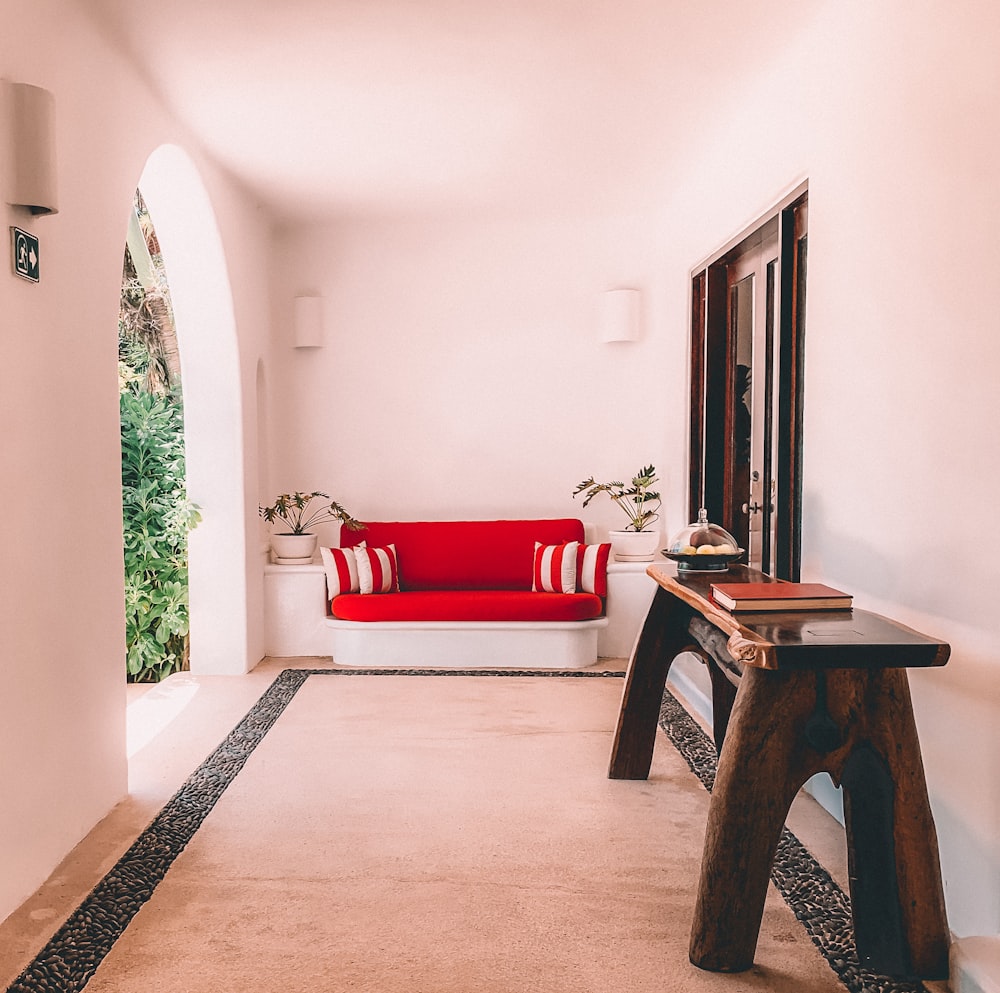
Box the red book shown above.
[710,581,852,612]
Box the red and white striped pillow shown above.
[576,542,612,596]
[355,544,400,594]
[532,541,579,594]
[320,545,363,599]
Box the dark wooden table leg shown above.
[689,665,951,979]
[688,666,807,971]
[835,668,950,979]
[706,661,738,755]
[608,586,695,780]
[686,617,740,754]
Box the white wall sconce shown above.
[600,288,641,343]
[293,295,324,349]
[3,81,59,215]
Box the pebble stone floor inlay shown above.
[6,667,931,993]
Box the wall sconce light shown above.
[599,288,641,343]
[293,295,324,349]
[4,81,59,215]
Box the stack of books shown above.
[710,581,852,612]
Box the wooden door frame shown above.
[688,182,808,581]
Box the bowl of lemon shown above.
[662,509,744,572]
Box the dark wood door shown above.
[689,187,807,580]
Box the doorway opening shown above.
[119,190,200,682]
[689,183,808,580]
[136,144,250,676]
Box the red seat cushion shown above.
[331,589,603,622]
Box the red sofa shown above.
[323,518,609,668]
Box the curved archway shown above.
[137,144,250,675]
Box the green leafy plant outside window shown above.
[120,387,200,681]
[119,191,200,682]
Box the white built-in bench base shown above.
[263,558,654,665]
[326,616,608,669]
[263,561,331,657]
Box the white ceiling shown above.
[80,0,811,225]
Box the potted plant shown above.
[259,491,362,563]
[572,465,662,561]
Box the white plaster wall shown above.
[795,3,1000,937]
[266,1,1000,937]
[268,210,688,547]
[0,0,270,924]
[173,145,274,672]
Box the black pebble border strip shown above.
[304,667,629,678]
[657,688,931,993]
[5,666,623,992]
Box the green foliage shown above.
[120,388,200,682]
[119,189,198,683]
[572,464,661,532]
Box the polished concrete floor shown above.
[0,657,937,993]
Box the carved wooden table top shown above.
[647,564,950,671]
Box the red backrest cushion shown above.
[340,519,585,591]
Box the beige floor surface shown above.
[0,658,874,992]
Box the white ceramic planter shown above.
[270,532,319,564]
[609,529,661,562]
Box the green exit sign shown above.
[11,227,39,282]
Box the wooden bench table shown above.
[609,564,950,979]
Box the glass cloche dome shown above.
[663,508,744,572]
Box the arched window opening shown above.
[119,189,200,682]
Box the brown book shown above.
[710,581,852,612]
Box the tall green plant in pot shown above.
[259,491,361,563]
[573,464,662,561]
